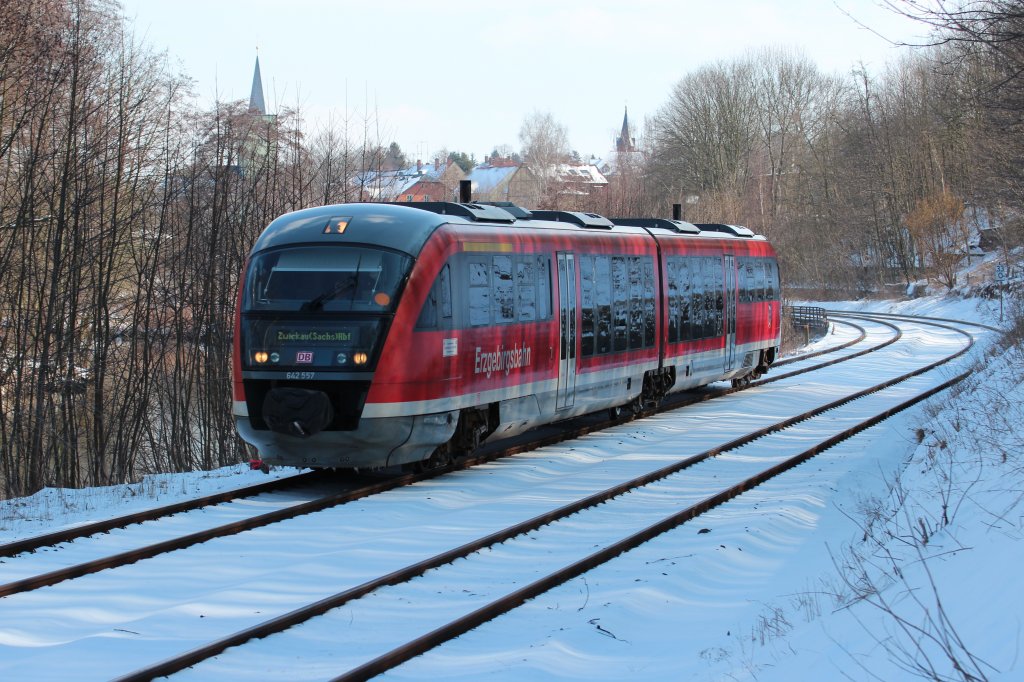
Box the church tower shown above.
[249,55,267,115]
[241,54,276,173]
[615,107,635,153]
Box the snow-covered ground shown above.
[0,290,1019,681]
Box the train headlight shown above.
[354,352,368,365]
[336,352,348,365]
[254,351,269,364]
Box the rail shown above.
[116,315,976,682]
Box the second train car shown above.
[232,201,781,470]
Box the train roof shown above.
[403,202,767,241]
[249,202,768,258]
[250,203,452,256]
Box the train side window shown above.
[595,256,612,354]
[711,257,723,337]
[690,257,704,339]
[749,261,757,304]
[612,256,628,352]
[680,257,692,341]
[416,287,437,329]
[718,257,726,335]
[737,259,745,304]
[737,259,744,304]
[710,257,721,337]
[516,257,536,322]
[579,255,595,356]
[415,263,452,330]
[439,264,452,320]
[493,255,514,323]
[628,257,643,350]
[468,260,491,326]
[754,259,767,303]
[643,258,656,347]
[667,258,679,344]
[700,258,710,338]
[538,255,551,320]
[740,260,751,304]
[767,261,778,299]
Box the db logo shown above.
[295,351,314,364]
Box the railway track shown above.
[0,317,876,600]
[0,313,983,680]
[0,315,864,561]
[0,471,323,558]
[105,313,977,681]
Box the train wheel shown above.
[408,444,454,474]
[629,397,643,416]
[731,374,752,389]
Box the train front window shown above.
[245,246,411,313]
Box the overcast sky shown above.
[119,0,929,162]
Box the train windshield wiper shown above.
[301,276,355,311]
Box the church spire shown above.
[615,106,635,153]
[249,55,266,115]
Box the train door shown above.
[556,252,577,409]
[723,254,737,371]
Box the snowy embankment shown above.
[725,294,1022,682]
[0,466,304,544]
[0,291,1019,681]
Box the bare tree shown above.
[648,58,758,201]
[905,190,969,289]
[518,110,571,205]
[885,1,1024,238]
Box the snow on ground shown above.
[376,296,1022,682]
[0,289,1020,681]
[721,296,1023,682]
[0,465,304,544]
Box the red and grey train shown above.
[232,201,781,470]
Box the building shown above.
[464,159,542,205]
[240,55,277,171]
[595,107,645,178]
[250,55,267,116]
[616,106,636,153]
[354,159,465,202]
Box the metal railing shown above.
[785,305,829,330]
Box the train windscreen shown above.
[244,246,411,313]
[241,246,411,371]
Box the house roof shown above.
[592,151,644,177]
[465,164,520,194]
[555,164,608,185]
[355,161,456,200]
[359,161,450,185]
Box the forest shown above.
[1,0,1021,497]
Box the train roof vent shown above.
[406,201,517,223]
[474,201,534,219]
[529,210,615,229]
[694,223,755,238]
[611,217,701,234]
